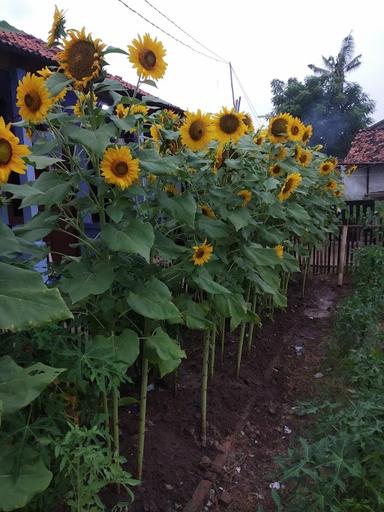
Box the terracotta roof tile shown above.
[343,125,384,165]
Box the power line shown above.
[143,0,228,64]
[231,67,262,126]
[116,0,224,63]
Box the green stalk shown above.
[137,355,149,480]
[201,330,210,446]
[209,325,217,379]
[220,318,226,365]
[236,283,251,377]
[102,390,112,458]
[112,388,120,457]
[302,255,310,298]
[247,288,258,356]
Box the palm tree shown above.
[308,33,362,91]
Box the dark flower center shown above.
[0,139,12,165]
[219,114,240,134]
[272,165,280,174]
[114,161,129,177]
[283,178,294,194]
[24,91,42,112]
[302,130,309,141]
[322,164,330,172]
[271,118,288,136]
[291,125,299,135]
[139,50,157,70]
[299,153,307,164]
[196,248,205,258]
[189,120,204,141]
[67,40,97,80]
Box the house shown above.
[343,119,384,201]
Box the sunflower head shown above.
[73,92,96,117]
[16,73,53,124]
[130,104,149,116]
[334,188,343,198]
[295,146,313,167]
[37,67,68,103]
[345,164,357,176]
[254,129,267,145]
[314,144,323,151]
[180,110,213,151]
[238,189,252,206]
[147,173,157,184]
[278,172,302,202]
[159,109,180,127]
[268,113,293,143]
[163,183,178,197]
[150,124,162,148]
[302,124,313,144]
[100,146,140,190]
[57,28,105,88]
[200,204,215,218]
[319,160,335,175]
[115,103,129,118]
[192,240,213,266]
[0,116,30,184]
[47,5,66,47]
[325,179,337,191]
[128,33,167,80]
[212,144,224,174]
[274,145,288,161]
[275,244,284,259]
[213,107,247,144]
[287,117,305,142]
[269,163,282,177]
[242,112,255,133]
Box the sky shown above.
[2,0,384,125]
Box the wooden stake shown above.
[338,225,349,286]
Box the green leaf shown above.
[0,262,73,331]
[104,46,128,55]
[94,79,129,93]
[198,217,230,239]
[192,267,231,295]
[26,155,63,170]
[112,329,140,367]
[136,149,178,175]
[212,293,247,330]
[242,244,282,266]
[12,210,58,241]
[175,297,212,330]
[60,261,114,303]
[106,203,124,223]
[144,327,186,376]
[159,190,196,227]
[141,79,157,88]
[45,72,72,97]
[0,356,64,414]
[110,114,136,132]
[228,208,253,231]
[154,232,189,260]
[102,220,154,262]
[62,123,117,156]
[127,278,182,322]
[0,447,52,511]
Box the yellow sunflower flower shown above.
[115,103,129,118]
[57,28,105,88]
[287,117,305,142]
[192,240,213,266]
[36,67,67,103]
[130,104,149,116]
[254,129,267,145]
[242,112,255,133]
[159,109,180,126]
[302,124,313,144]
[325,179,337,191]
[238,189,252,206]
[73,92,96,117]
[275,244,284,259]
[150,124,162,147]
[269,163,282,177]
[163,183,179,197]
[295,146,313,167]
[100,146,140,190]
[200,204,215,218]
[268,113,293,143]
[274,145,288,161]
[345,164,357,176]
[278,172,302,202]
[180,110,213,151]
[16,73,53,124]
[213,107,247,144]
[147,173,157,184]
[319,160,335,175]
[212,144,224,174]
[128,33,167,80]
[47,5,66,47]
[334,189,343,198]
[0,116,30,183]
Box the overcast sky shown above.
[3,0,384,125]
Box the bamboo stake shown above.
[247,288,258,356]
[338,225,349,286]
[201,330,210,446]
[236,283,251,378]
[137,355,148,480]
[302,253,310,298]
[220,318,226,365]
[209,325,217,379]
[102,390,112,458]
[112,388,121,493]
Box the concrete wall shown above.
[343,164,384,200]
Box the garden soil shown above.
[107,275,348,512]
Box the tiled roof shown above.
[343,124,384,165]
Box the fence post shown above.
[338,225,349,286]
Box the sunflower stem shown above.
[209,324,217,379]
[247,288,258,356]
[137,353,148,481]
[112,387,121,493]
[220,317,226,365]
[102,389,112,459]
[201,330,210,446]
[236,282,251,378]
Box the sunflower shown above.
[73,92,96,117]
[180,110,213,151]
[242,112,255,133]
[57,28,105,88]
[254,129,267,145]
[269,163,282,177]
[319,160,335,175]
[36,67,67,103]
[130,104,149,116]
[334,189,343,198]
[268,113,293,143]
[275,244,284,259]
[200,204,215,218]
[115,103,129,118]
[163,183,179,196]
[278,172,302,202]
[238,189,252,206]
[325,179,337,191]
[100,146,140,190]
[128,33,167,80]
[213,107,247,144]
[150,124,162,144]
[212,144,224,174]
[16,73,53,124]
[287,117,305,142]
[0,117,30,183]
[274,145,288,161]
[192,240,213,266]
[147,173,157,184]
[302,124,313,144]
[345,164,357,176]
[47,5,66,47]
[159,109,180,126]
[295,146,313,167]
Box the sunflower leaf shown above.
[102,220,154,262]
[110,115,136,132]
[159,190,196,227]
[25,155,63,170]
[141,79,157,88]
[104,46,128,56]
[61,123,118,156]
[45,72,73,97]
[60,261,114,304]
[144,327,186,376]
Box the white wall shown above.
[343,164,384,200]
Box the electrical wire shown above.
[143,0,228,64]
[116,0,224,63]
[232,66,262,126]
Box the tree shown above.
[270,36,375,158]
